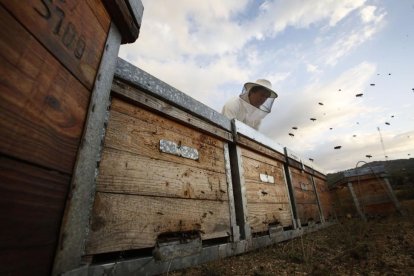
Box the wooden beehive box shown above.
[302,160,335,222]
[332,184,359,218]
[85,59,238,257]
[285,149,322,226]
[0,1,142,274]
[232,120,294,237]
[312,171,335,221]
[332,166,401,218]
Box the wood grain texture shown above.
[296,203,321,224]
[102,0,139,43]
[96,147,229,201]
[241,155,285,184]
[238,147,292,231]
[246,202,293,233]
[2,0,109,89]
[351,180,395,212]
[111,83,233,142]
[314,177,335,219]
[245,181,290,204]
[105,100,227,174]
[332,186,357,217]
[86,193,231,254]
[362,202,397,216]
[87,0,111,31]
[289,168,317,204]
[0,247,55,276]
[0,155,70,275]
[0,7,90,174]
[237,135,285,162]
[241,149,289,203]
[288,167,321,223]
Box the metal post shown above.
[228,143,251,240]
[383,178,404,215]
[52,23,122,275]
[347,182,366,221]
[310,175,325,223]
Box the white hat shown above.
[244,79,278,98]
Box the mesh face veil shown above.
[239,79,277,113]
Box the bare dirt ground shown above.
[166,202,414,276]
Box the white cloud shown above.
[261,62,380,171]
[117,1,404,173]
[306,63,320,74]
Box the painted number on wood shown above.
[34,0,86,60]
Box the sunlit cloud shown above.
[119,1,413,173]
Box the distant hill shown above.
[327,158,414,188]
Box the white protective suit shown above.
[222,80,277,130]
[222,97,268,130]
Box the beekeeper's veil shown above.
[239,79,278,122]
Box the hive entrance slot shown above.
[153,231,202,261]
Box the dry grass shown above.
[165,210,414,275]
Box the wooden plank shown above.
[0,7,90,174]
[289,167,317,204]
[105,103,227,174]
[87,0,111,31]
[241,155,285,185]
[363,202,397,216]
[237,135,285,162]
[296,203,321,224]
[240,147,283,168]
[0,155,70,275]
[112,82,232,141]
[287,158,303,170]
[0,247,55,276]
[245,181,290,204]
[2,0,110,89]
[86,193,231,254]
[246,202,293,233]
[102,0,140,43]
[96,148,229,201]
[313,177,334,219]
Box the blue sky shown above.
[120,0,414,173]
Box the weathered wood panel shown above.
[0,156,70,275]
[313,177,334,220]
[86,193,231,254]
[0,7,90,174]
[237,135,285,162]
[241,150,289,204]
[290,168,317,204]
[296,203,320,224]
[111,80,232,141]
[247,202,292,233]
[105,99,226,174]
[362,203,397,216]
[2,0,110,89]
[289,167,321,223]
[0,247,55,276]
[102,0,139,43]
[351,179,397,216]
[332,186,358,217]
[238,147,293,232]
[96,147,229,201]
[245,182,290,204]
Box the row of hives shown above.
[2,2,399,274]
[71,58,336,275]
[0,1,331,274]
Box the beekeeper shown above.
[222,79,278,130]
